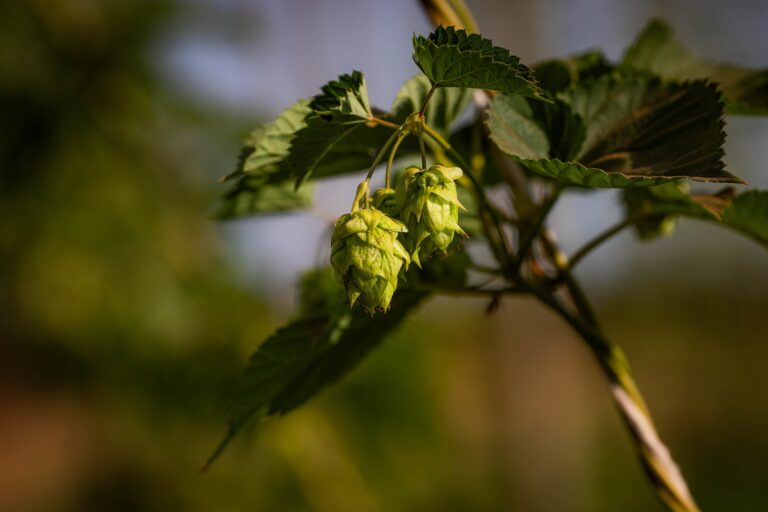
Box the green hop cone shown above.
[396,164,466,266]
[330,207,410,313]
[371,188,399,217]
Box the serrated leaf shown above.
[515,158,677,188]
[624,186,768,248]
[230,101,311,182]
[229,73,380,186]
[205,290,426,468]
[622,18,768,115]
[285,117,368,186]
[488,77,743,188]
[392,74,471,135]
[534,50,614,94]
[412,26,543,98]
[309,70,373,122]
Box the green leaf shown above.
[721,191,768,246]
[486,94,586,163]
[622,18,768,115]
[229,101,311,183]
[448,123,504,185]
[205,290,426,468]
[487,77,744,188]
[230,73,379,186]
[534,50,614,94]
[412,26,543,98]
[486,94,550,159]
[623,181,713,240]
[624,186,768,248]
[392,74,471,135]
[217,72,400,218]
[216,124,313,218]
[215,173,313,220]
[309,70,373,122]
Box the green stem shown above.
[418,123,427,169]
[422,122,512,265]
[524,279,699,512]
[386,131,407,189]
[512,186,562,271]
[370,117,399,130]
[365,125,404,183]
[419,85,438,118]
[568,215,647,270]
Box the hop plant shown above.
[396,164,466,266]
[371,187,399,217]
[330,205,410,313]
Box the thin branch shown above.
[369,117,399,130]
[521,279,699,512]
[568,216,643,270]
[386,130,407,189]
[419,85,438,118]
[512,186,562,271]
[365,125,405,183]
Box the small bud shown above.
[371,188,399,217]
[330,208,410,313]
[396,165,466,266]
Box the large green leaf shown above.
[217,73,399,218]
[231,73,378,185]
[412,26,543,99]
[216,125,313,219]
[534,50,614,95]
[214,173,313,220]
[487,77,743,188]
[392,74,471,136]
[624,185,768,248]
[205,289,426,468]
[229,101,311,182]
[486,94,550,160]
[622,18,768,115]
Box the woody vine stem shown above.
[418,1,699,511]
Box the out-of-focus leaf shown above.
[412,26,543,99]
[624,186,768,248]
[215,174,313,219]
[487,77,744,188]
[720,191,768,247]
[227,101,310,183]
[534,50,614,94]
[392,74,471,136]
[205,290,426,468]
[622,18,768,115]
[623,181,709,240]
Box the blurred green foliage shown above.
[1,1,768,511]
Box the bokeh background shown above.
[2,0,768,510]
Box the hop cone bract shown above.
[396,165,466,266]
[330,207,410,313]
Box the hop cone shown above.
[330,207,410,313]
[396,165,466,266]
